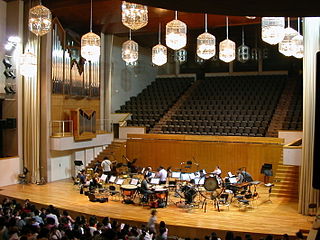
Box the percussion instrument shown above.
[204,176,219,191]
[154,187,168,200]
[120,184,138,203]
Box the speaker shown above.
[74,160,83,166]
[313,52,320,189]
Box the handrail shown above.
[50,120,73,137]
[127,133,284,145]
[284,138,302,149]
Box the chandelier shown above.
[197,14,216,60]
[279,18,298,57]
[175,49,187,64]
[122,30,139,63]
[166,11,187,50]
[261,17,285,45]
[237,27,250,63]
[28,2,52,36]
[122,1,148,30]
[81,0,100,61]
[152,24,167,66]
[20,50,37,77]
[219,17,235,63]
[292,18,304,59]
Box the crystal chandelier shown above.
[166,11,187,50]
[219,17,235,63]
[122,1,148,30]
[175,49,187,64]
[20,50,37,77]
[28,1,52,36]
[197,14,216,60]
[122,30,138,63]
[152,24,167,66]
[279,18,298,57]
[81,0,100,61]
[237,27,250,63]
[292,18,304,59]
[261,17,285,45]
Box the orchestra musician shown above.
[89,173,103,190]
[77,169,87,185]
[182,179,197,204]
[140,175,153,195]
[236,168,253,183]
[144,166,153,182]
[157,166,168,185]
[212,166,222,176]
[101,157,112,181]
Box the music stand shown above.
[74,161,83,178]
[261,163,273,183]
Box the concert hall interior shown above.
[0,0,320,240]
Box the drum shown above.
[204,176,219,191]
[120,184,137,196]
[154,188,168,199]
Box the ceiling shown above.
[41,0,262,36]
[36,0,314,47]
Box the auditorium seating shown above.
[282,79,303,131]
[161,75,286,136]
[116,77,194,132]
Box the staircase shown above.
[150,80,201,133]
[86,140,127,170]
[266,77,297,137]
[271,163,300,199]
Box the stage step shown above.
[271,164,300,199]
[86,140,127,173]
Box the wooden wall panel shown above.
[127,135,283,181]
[51,95,100,121]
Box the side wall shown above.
[110,35,156,112]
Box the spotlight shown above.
[8,36,21,43]
[2,59,12,69]
[3,69,16,79]
[4,42,14,51]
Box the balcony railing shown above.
[50,120,73,137]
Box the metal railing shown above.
[50,120,73,137]
[96,119,113,133]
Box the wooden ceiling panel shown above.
[42,0,261,35]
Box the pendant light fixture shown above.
[81,0,101,61]
[197,14,216,60]
[122,1,148,30]
[166,11,187,50]
[174,49,187,64]
[279,18,298,56]
[261,17,285,45]
[152,23,167,66]
[292,17,304,59]
[28,0,52,36]
[237,27,250,63]
[219,16,235,63]
[122,29,138,63]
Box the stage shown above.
[0,179,312,239]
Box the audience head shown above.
[225,231,234,240]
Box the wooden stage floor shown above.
[0,180,312,239]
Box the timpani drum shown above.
[120,184,137,203]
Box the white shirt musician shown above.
[212,166,222,176]
[158,166,168,184]
[101,157,112,173]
